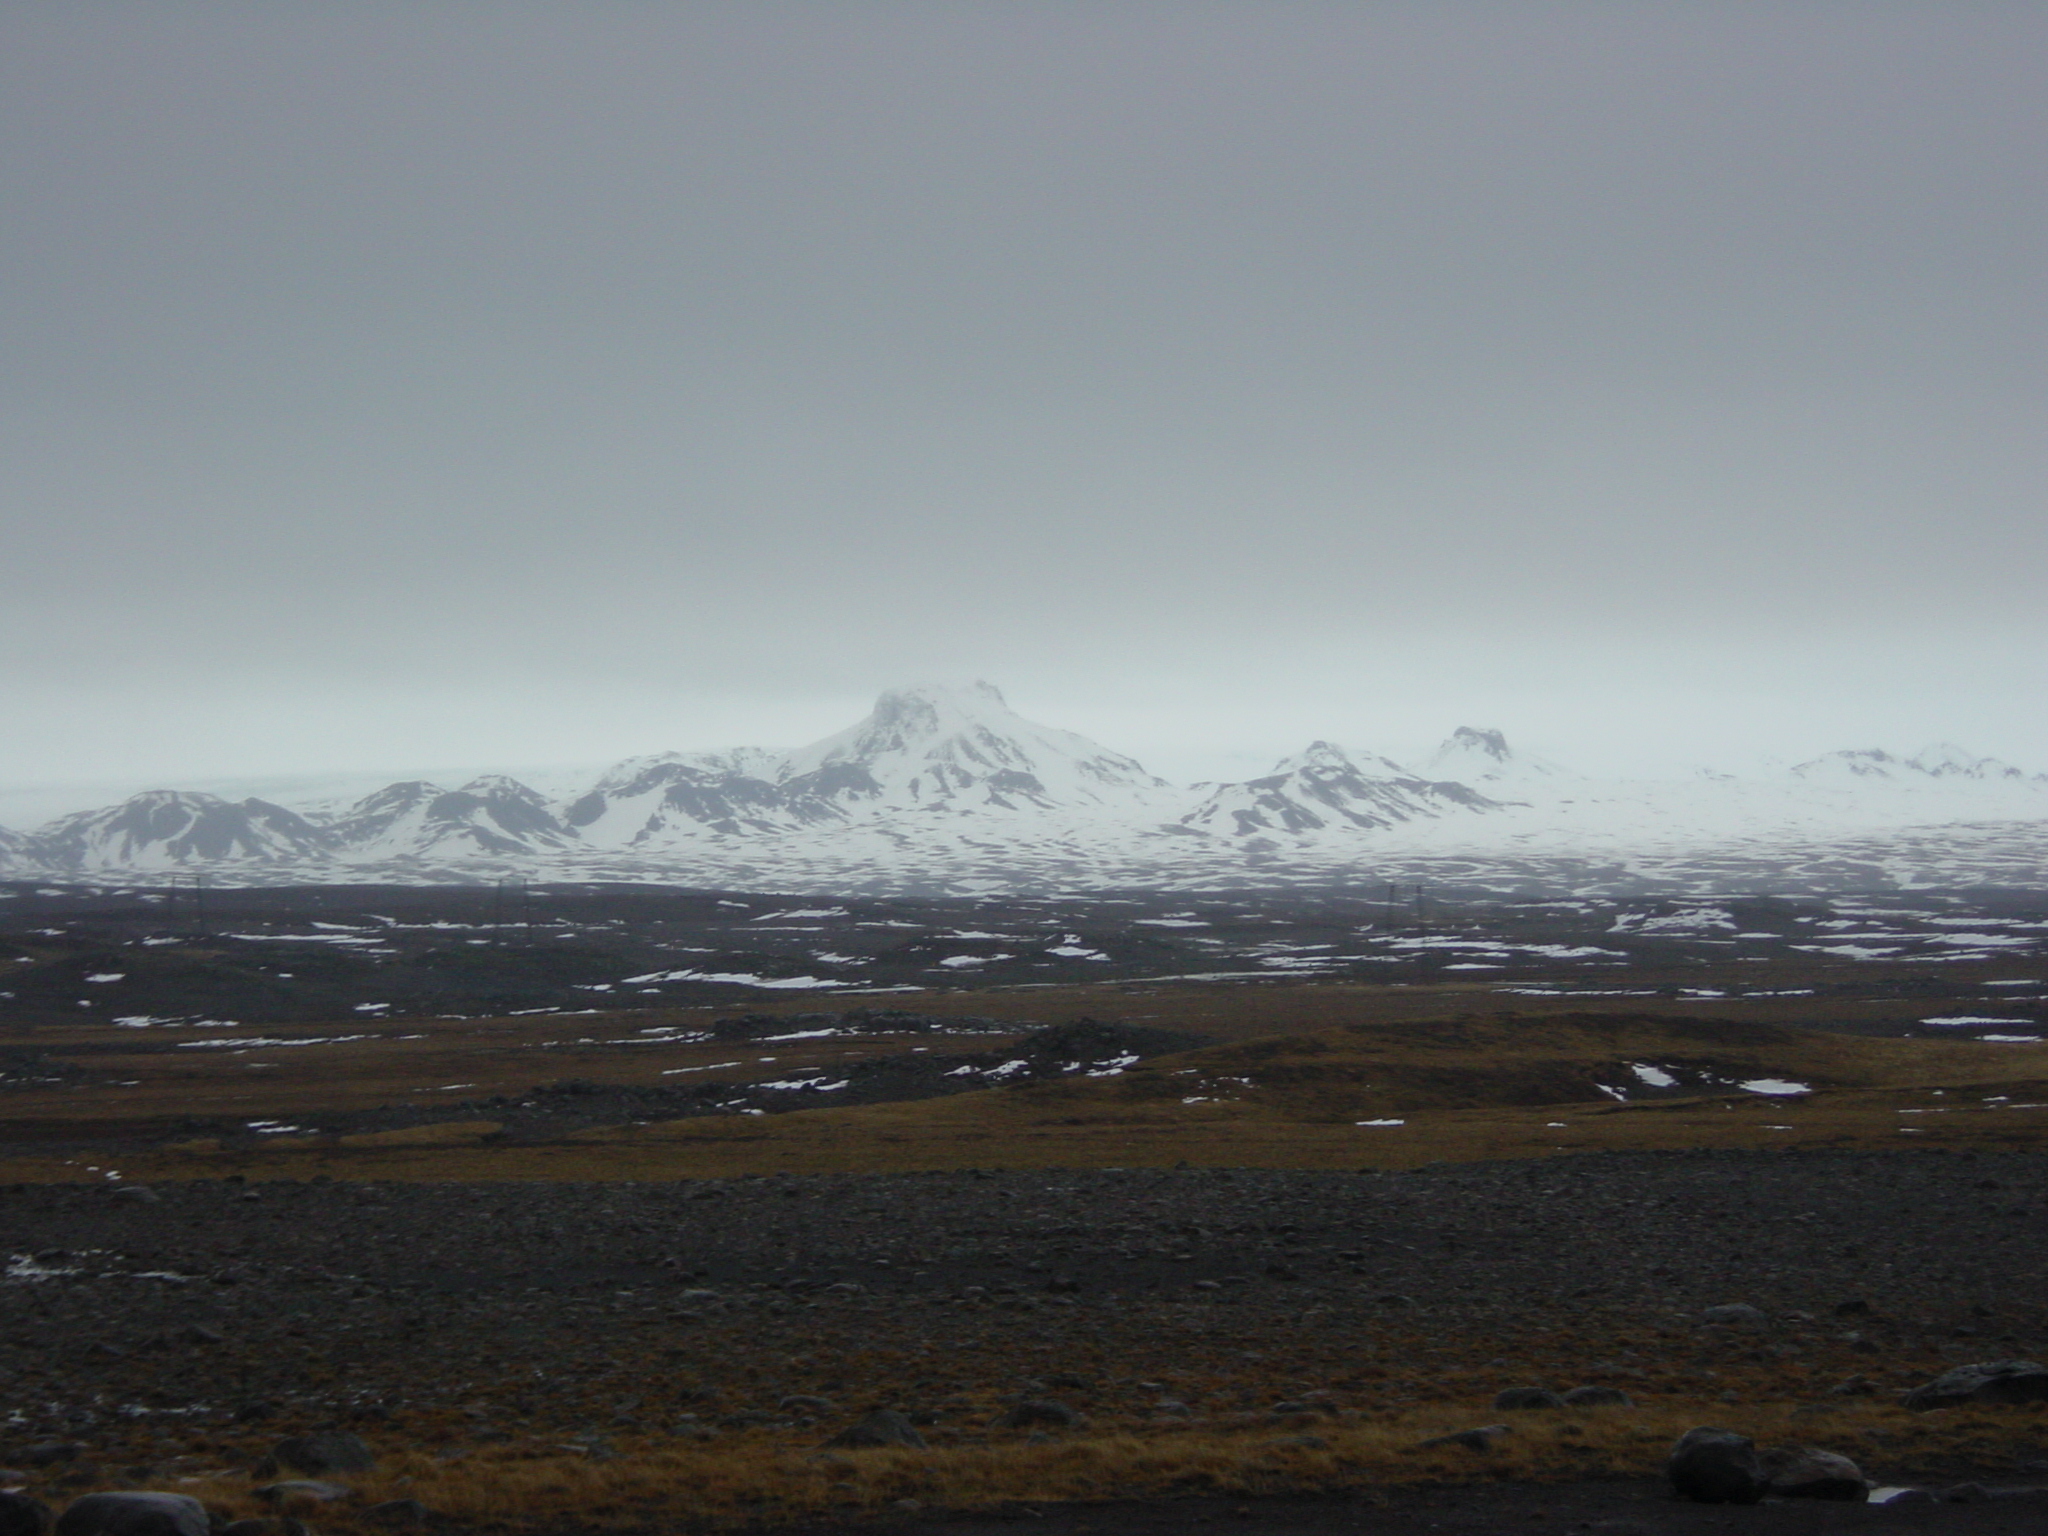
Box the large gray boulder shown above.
[54,1494,209,1536]
[1666,1428,1767,1504]
[1903,1360,2048,1412]
[1761,1445,1868,1501]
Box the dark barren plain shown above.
[2,881,2046,1533]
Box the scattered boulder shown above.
[1666,1428,1767,1505]
[1699,1304,1768,1332]
[1493,1388,1564,1411]
[1825,1376,1876,1397]
[1561,1386,1634,1408]
[995,1400,1078,1430]
[53,1493,209,1536]
[268,1434,373,1476]
[777,1395,835,1415]
[1414,1425,1510,1453]
[820,1410,927,1451]
[1761,1445,1868,1501]
[0,1493,52,1536]
[1903,1360,2048,1411]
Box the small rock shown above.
[1699,1304,1768,1331]
[1267,1400,1327,1418]
[109,1187,159,1206]
[1760,1445,1867,1501]
[1825,1375,1876,1397]
[1944,1483,1992,1504]
[821,1410,927,1451]
[1666,1427,1766,1504]
[1415,1425,1509,1452]
[252,1483,350,1507]
[1903,1360,2048,1411]
[996,1400,1078,1430]
[1560,1386,1633,1408]
[0,1493,52,1536]
[269,1434,373,1476]
[1494,1388,1565,1411]
[53,1493,209,1536]
[1876,1488,1937,1507]
[778,1395,835,1415]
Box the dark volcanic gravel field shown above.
[4,1150,2045,1489]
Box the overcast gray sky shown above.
[3,0,2043,810]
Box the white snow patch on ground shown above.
[1630,1063,1679,1087]
[1740,1079,1811,1096]
[174,1035,371,1049]
[632,970,842,989]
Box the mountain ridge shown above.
[4,681,2045,893]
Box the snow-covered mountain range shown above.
[4,682,2045,896]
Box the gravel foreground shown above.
[4,1149,2046,1528]
[859,1480,2048,1536]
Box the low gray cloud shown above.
[2,1,2042,799]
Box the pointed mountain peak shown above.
[1267,741,1415,779]
[781,680,1165,810]
[1426,726,1565,784]
[863,680,1014,735]
[1444,726,1512,762]
[456,774,547,802]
